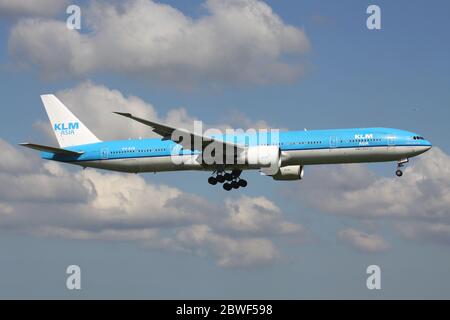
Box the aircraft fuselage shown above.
[41,127,432,173]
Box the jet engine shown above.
[240,146,281,173]
[271,165,304,181]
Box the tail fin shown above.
[41,94,101,148]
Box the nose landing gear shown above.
[395,158,409,177]
[208,170,247,191]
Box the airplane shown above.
[20,95,432,191]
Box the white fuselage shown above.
[73,145,431,173]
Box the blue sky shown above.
[0,0,449,299]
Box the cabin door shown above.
[330,136,338,149]
[387,136,395,149]
[101,148,109,160]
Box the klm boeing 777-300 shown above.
[21,95,432,191]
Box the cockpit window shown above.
[413,136,425,140]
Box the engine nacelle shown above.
[240,146,281,173]
[271,165,304,181]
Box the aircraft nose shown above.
[418,141,432,154]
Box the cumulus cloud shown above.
[293,148,450,246]
[33,81,278,143]
[297,148,450,220]
[396,222,450,245]
[0,138,303,267]
[338,228,390,253]
[224,196,303,235]
[0,0,68,18]
[8,0,310,85]
[175,224,278,267]
[34,81,165,142]
[0,138,34,173]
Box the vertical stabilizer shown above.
[40,94,101,148]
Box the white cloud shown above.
[224,196,303,235]
[0,0,68,18]
[8,0,310,85]
[338,228,390,253]
[297,148,450,220]
[174,224,279,268]
[396,222,450,245]
[0,138,303,267]
[0,202,14,216]
[34,226,161,242]
[0,162,90,203]
[51,81,195,141]
[213,235,278,268]
[293,148,450,246]
[33,81,278,143]
[0,138,34,173]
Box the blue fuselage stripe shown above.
[41,127,432,163]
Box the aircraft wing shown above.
[19,143,84,157]
[113,112,245,154]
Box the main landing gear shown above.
[396,158,409,177]
[208,170,247,191]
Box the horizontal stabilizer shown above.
[19,143,84,157]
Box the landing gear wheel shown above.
[208,176,217,185]
[223,183,232,191]
[210,170,245,190]
[217,175,225,183]
[238,179,248,188]
[395,159,408,178]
